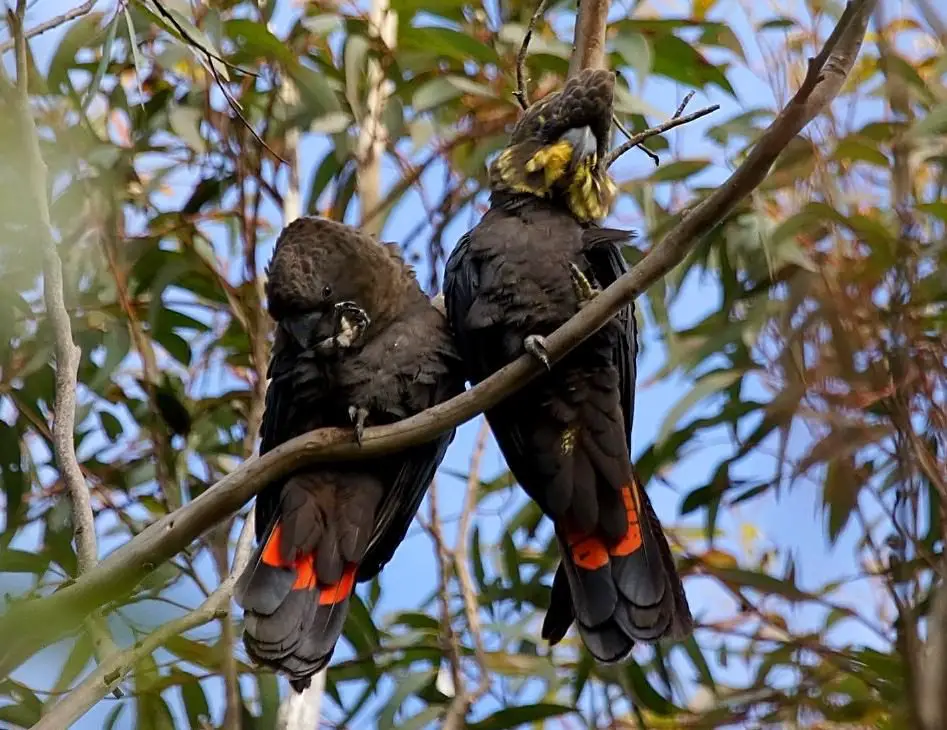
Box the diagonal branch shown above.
[0,0,878,676]
[0,0,95,55]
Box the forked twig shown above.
[605,95,719,169]
[148,0,284,163]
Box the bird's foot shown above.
[348,405,370,446]
[568,262,601,309]
[524,334,551,370]
[317,301,371,352]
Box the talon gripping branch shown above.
[235,217,464,690]
[444,69,693,662]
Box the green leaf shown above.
[99,410,124,442]
[467,703,574,729]
[623,660,678,715]
[401,27,499,65]
[0,549,50,574]
[0,422,25,532]
[501,530,521,587]
[80,11,120,116]
[169,106,206,154]
[377,669,435,729]
[648,159,712,182]
[614,32,652,80]
[123,6,145,104]
[650,34,735,96]
[413,77,462,112]
[657,369,743,445]
[344,34,370,119]
[176,670,210,729]
[49,632,93,697]
[824,456,863,544]
[291,61,341,116]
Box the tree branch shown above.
[568,0,610,77]
[0,0,877,676]
[1,0,121,685]
[34,514,256,730]
[0,0,95,55]
[604,94,720,169]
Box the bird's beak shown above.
[280,311,327,350]
[561,125,597,173]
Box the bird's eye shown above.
[321,285,332,300]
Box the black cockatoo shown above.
[443,69,692,663]
[235,217,464,690]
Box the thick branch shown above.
[568,0,610,77]
[34,515,256,730]
[0,0,876,675]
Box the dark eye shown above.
[321,285,332,300]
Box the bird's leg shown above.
[568,262,601,309]
[348,405,370,446]
[524,334,551,370]
[317,301,371,352]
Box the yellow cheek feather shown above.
[567,159,618,222]
[526,140,575,190]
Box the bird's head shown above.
[265,217,417,351]
[489,68,618,222]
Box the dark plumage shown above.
[444,70,692,663]
[235,217,464,690]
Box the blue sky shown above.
[1,0,911,727]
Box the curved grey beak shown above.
[561,125,597,172]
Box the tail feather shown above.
[236,519,358,685]
[543,480,691,663]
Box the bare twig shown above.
[456,422,491,704]
[513,0,551,110]
[0,0,95,54]
[147,0,282,162]
[612,113,659,166]
[34,515,256,730]
[604,101,719,169]
[428,482,464,728]
[568,0,611,77]
[0,0,877,674]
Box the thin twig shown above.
[513,0,551,110]
[612,112,659,166]
[147,0,282,162]
[0,0,878,673]
[604,101,719,169]
[456,422,491,702]
[0,0,95,54]
[33,515,256,730]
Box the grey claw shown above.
[348,405,369,446]
[333,301,371,349]
[568,262,601,309]
[524,335,551,370]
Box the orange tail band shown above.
[261,522,357,602]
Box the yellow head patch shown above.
[490,140,617,222]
